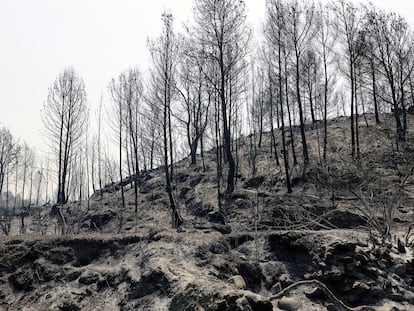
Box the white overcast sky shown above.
[0,0,413,153]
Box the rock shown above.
[278,273,292,287]
[176,226,186,233]
[350,280,374,301]
[237,261,262,292]
[277,296,300,311]
[389,293,405,302]
[398,238,406,254]
[324,265,344,281]
[78,273,99,285]
[243,176,265,189]
[303,273,312,280]
[230,275,246,289]
[305,287,326,300]
[212,224,232,234]
[208,211,225,224]
[147,227,162,242]
[325,210,367,229]
[323,251,333,261]
[209,240,230,254]
[271,282,282,294]
[245,295,273,311]
[326,303,339,311]
[352,281,371,290]
[355,252,369,264]
[330,241,356,253]
[395,263,406,277]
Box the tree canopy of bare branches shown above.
[42,68,88,205]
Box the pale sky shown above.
[0,0,413,154]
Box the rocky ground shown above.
[1,114,414,310]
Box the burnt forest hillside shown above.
[1,114,414,311]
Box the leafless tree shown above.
[0,127,19,199]
[331,0,365,158]
[19,144,35,234]
[315,3,337,162]
[192,0,251,193]
[109,74,127,233]
[121,68,144,230]
[301,49,320,125]
[148,12,183,228]
[261,46,281,166]
[266,0,292,193]
[285,0,316,166]
[0,128,19,235]
[35,165,44,207]
[141,96,162,171]
[364,8,414,144]
[176,39,210,165]
[42,68,88,205]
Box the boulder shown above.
[277,296,300,311]
[208,210,226,224]
[237,261,262,292]
[394,263,406,277]
[397,238,406,254]
[305,287,326,300]
[230,275,246,289]
[212,224,232,235]
[245,295,273,311]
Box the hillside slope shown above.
[1,114,414,310]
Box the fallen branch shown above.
[269,279,376,311]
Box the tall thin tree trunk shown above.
[323,44,329,163]
[269,71,280,166]
[371,58,380,124]
[285,62,298,166]
[295,53,309,166]
[350,61,356,158]
[118,103,125,234]
[354,68,360,159]
[280,43,292,193]
[219,49,235,194]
